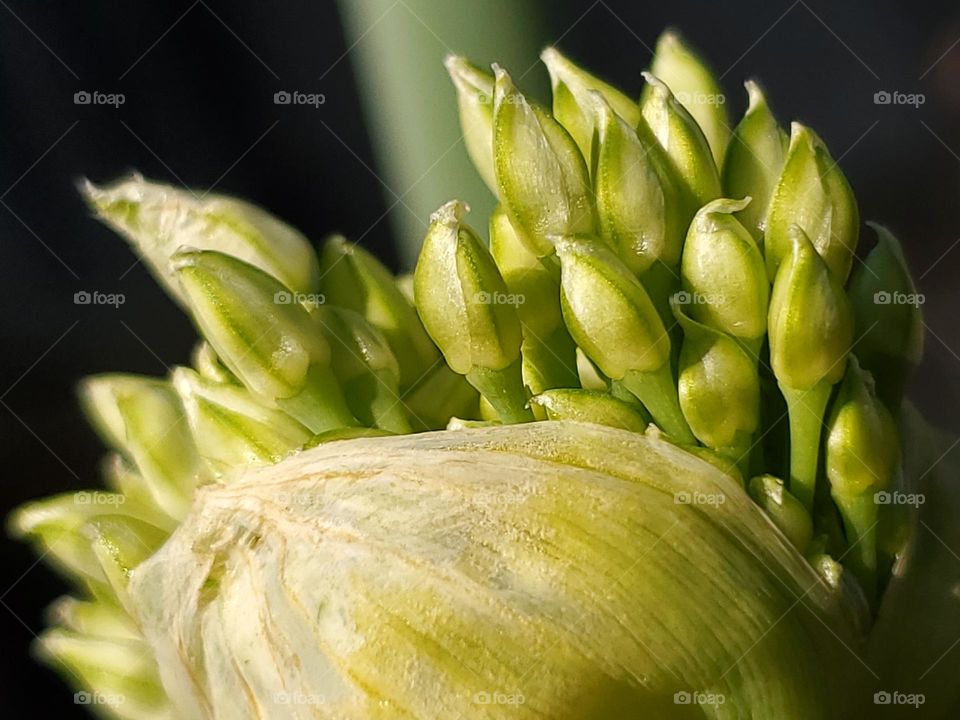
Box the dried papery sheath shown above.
[82,175,320,304]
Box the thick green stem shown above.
[621,365,695,444]
[831,491,878,603]
[466,360,534,424]
[365,373,413,434]
[780,380,832,512]
[277,364,359,434]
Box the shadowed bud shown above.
[444,56,497,193]
[173,250,356,433]
[640,73,721,207]
[493,65,595,256]
[79,375,206,520]
[311,306,411,433]
[847,223,924,408]
[81,175,320,305]
[673,298,760,457]
[593,92,690,274]
[749,475,813,552]
[540,47,641,167]
[172,367,311,473]
[680,197,769,342]
[721,80,789,241]
[825,357,899,600]
[489,204,562,337]
[319,235,439,389]
[768,227,853,390]
[646,30,730,166]
[765,123,860,282]
[530,388,649,432]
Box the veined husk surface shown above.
[130,421,870,719]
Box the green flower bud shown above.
[721,80,789,241]
[765,123,860,282]
[48,596,139,640]
[749,474,813,552]
[540,46,641,167]
[191,341,237,385]
[768,226,854,390]
[79,375,206,520]
[557,239,693,442]
[557,238,669,378]
[493,65,596,256]
[82,175,321,305]
[768,226,854,510]
[312,306,411,433]
[172,249,356,433]
[36,629,171,719]
[673,298,760,461]
[640,72,721,207]
[825,357,899,599]
[444,55,497,193]
[680,197,769,343]
[593,92,690,274]
[8,493,166,593]
[847,223,924,408]
[530,388,648,432]
[646,30,730,166]
[171,367,311,473]
[318,235,439,389]
[414,201,531,423]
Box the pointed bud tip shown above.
[428,200,470,228]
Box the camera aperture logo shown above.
[672,290,724,306]
[274,90,326,108]
[75,490,125,507]
[74,90,125,108]
[874,490,925,507]
[274,691,326,706]
[674,90,725,106]
[873,90,925,108]
[74,290,125,308]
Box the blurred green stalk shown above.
[337,0,544,267]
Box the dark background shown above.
[1,1,959,715]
